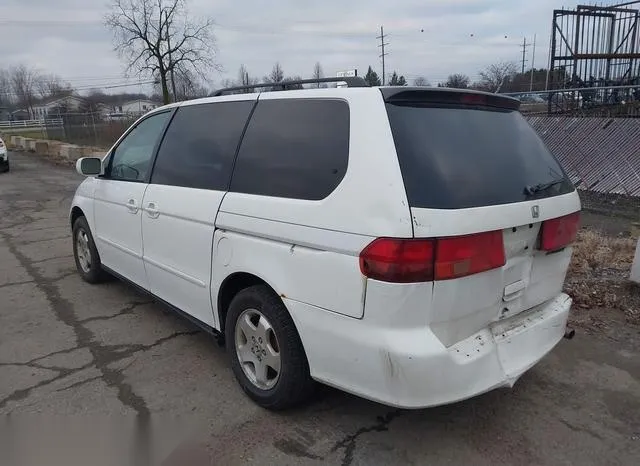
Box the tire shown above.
[72,216,107,284]
[226,285,315,410]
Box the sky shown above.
[0,0,630,93]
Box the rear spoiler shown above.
[380,88,521,111]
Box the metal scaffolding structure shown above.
[549,3,640,89]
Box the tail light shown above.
[540,212,580,252]
[359,238,435,283]
[0,140,4,148]
[435,231,506,280]
[359,231,505,283]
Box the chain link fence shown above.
[506,84,640,117]
[42,112,138,149]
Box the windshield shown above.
[386,103,574,209]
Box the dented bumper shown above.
[286,293,572,409]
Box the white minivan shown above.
[71,78,581,410]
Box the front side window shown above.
[107,111,172,182]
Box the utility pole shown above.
[529,34,537,92]
[521,37,529,74]
[377,26,389,85]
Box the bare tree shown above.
[172,67,208,100]
[105,0,219,104]
[312,62,325,87]
[237,64,258,93]
[478,61,517,92]
[441,74,471,89]
[220,78,235,90]
[282,75,304,90]
[263,62,285,91]
[0,69,11,107]
[10,65,38,115]
[265,62,284,84]
[238,64,250,85]
[413,76,430,86]
[36,73,71,99]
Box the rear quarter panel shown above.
[212,214,373,322]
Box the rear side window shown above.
[386,104,574,209]
[151,101,254,190]
[230,99,349,200]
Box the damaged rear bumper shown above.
[287,293,572,409]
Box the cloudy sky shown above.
[0,0,626,93]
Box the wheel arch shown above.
[217,272,283,333]
[70,206,85,227]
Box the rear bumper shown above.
[287,293,571,409]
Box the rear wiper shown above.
[523,178,565,196]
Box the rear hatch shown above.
[382,89,581,346]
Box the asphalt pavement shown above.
[1,151,639,466]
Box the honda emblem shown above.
[531,205,540,219]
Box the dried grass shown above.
[569,230,636,274]
[565,229,640,325]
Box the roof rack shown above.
[212,76,369,96]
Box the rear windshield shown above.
[385,103,574,209]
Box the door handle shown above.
[146,202,160,219]
[126,198,139,214]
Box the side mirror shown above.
[76,157,103,177]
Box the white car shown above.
[70,79,581,410]
[0,136,8,172]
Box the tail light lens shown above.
[541,212,580,251]
[359,231,505,283]
[435,231,506,280]
[359,238,435,283]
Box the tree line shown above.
[433,62,567,93]
[0,66,73,115]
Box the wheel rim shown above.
[76,229,91,273]
[235,308,281,390]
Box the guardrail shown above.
[0,118,63,129]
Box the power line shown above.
[377,25,389,85]
[0,80,157,97]
[0,19,102,26]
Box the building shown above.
[94,103,113,120]
[118,99,159,115]
[11,109,30,121]
[30,95,87,119]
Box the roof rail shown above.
[212,76,369,96]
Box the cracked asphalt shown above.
[1,151,639,466]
